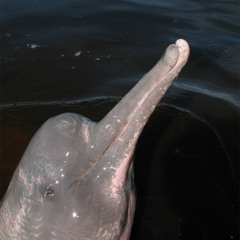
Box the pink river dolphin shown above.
[0,39,189,240]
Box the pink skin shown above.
[0,39,189,240]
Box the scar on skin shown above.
[19,169,31,191]
[20,200,25,209]
[83,124,89,142]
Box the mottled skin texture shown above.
[0,39,189,240]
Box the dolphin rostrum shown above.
[0,39,189,240]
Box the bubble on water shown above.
[206,44,233,58]
[27,43,41,49]
[75,51,81,56]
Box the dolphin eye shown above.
[44,185,55,197]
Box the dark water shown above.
[0,0,239,239]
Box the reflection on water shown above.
[1,0,239,239]
[173,81,239,108]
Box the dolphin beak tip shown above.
[176,39,190,59]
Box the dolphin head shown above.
[0,39,189,240]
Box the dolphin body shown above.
[0,39,189,240]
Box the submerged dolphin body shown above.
[0,39,189,240]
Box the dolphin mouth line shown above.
[67,120,130,190]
